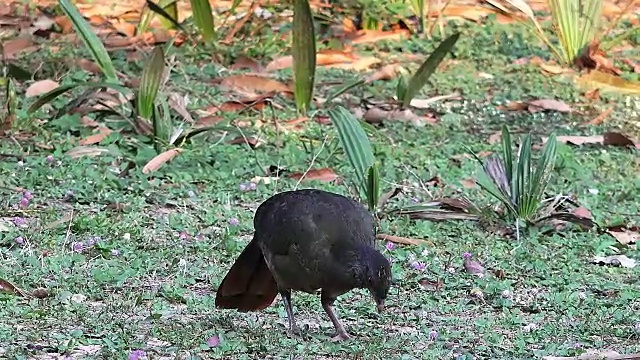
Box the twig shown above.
[293,135,328,190]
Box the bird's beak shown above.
[376,301,385,313]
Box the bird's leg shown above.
[280,289,302,337]
[321,291,351,342]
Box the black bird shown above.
[215,189,392,341]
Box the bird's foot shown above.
[286,324,306,339]
[330,331,352,342]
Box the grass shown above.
[1,15,640,360]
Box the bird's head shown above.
[362,248,392,313]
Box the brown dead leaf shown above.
[577,70,640,95]
[195,115,224,127]
[231,55,263,72]
[112,19,136,37]
[583,106,614,126]
[376,233,432,246]
[608,229,638,246]
[350,29,410,45]
[25,79,60,98]
[574,40,622,75]
[266,49,356,72]
[497,101,529,111]
[539,62,569,75]
[76,58,102,74]
[288,167,339,183]
[418,278,443,291]
[325,56,381,71]
[2,37,36,59]
[228,136,260,148]
[142,148,183,174]
[0,278,29,297]
[460,178,476,188]
[315,115,331,125]
[216,74,291,96]
[621,58,640,73]
[488,131,502,145]
[526,99,572,113]
[365,64,402,82]
[78,127,112,145]
[363,107,434,126]
[66,146,111,158]
[572,206,592,219]
[545,132,637,148]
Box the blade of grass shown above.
[58,0,118,83]
[401,32,459,108]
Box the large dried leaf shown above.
[288,167,339,183]
[65,146,112,158]
[216,74,291,96]
[0,278,29,297]
[142,148,183,174]
[576,70,640,95]
[543,133,638,148]
[376,233,432,246]
[25,80,60,98]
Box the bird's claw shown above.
[330,332,352,342]
[286,324,306,339]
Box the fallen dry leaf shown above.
[607,228,639,246]
[572,206,592,219]
[460,178,476,188]
[376,233,432,246]
[418,278,443,291]
[577,70,640,95]
[350,29,410,45]
[230,55,263,73]
[544,132,638,148]
[66,146,111,158]
[488,131,502,145]
[526,98,572,113]
[266,49,357,72]
[574,40,622,75]
[365,64,403,82]
[228,136,260,148]
[25,79,60,98]
[583,106,614,126]
[2,37,36,59]
[288,167,339,183]
[78,127,112,145]
[142,148,183,174]
[406,93,461,109]
[593,255,636,268]
[216,74,291,97]
[363,107,435,126]
[0,278,29,297]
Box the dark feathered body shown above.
[215,189,391,341]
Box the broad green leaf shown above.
[329,106,376,197]
[292,0,316,114]
[401,32,460,108]
[137,46,165,120]
[58,0,118,83]
[366,163,381,213]
[28,82,131,113]
[190,0,215,43]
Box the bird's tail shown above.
[215,238,278,312]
